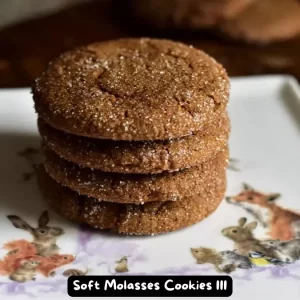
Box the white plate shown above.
[0,75,300,300]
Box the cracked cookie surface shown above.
[37,164,226,235]
[38,112,230,174]
[43,145,228,204]
[32,38,229,141]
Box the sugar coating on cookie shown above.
[37,165,226,235]
[38,112,230,174]
[32,38,229,141]
[43,145,228,204]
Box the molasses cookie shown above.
[43,146,228,204]
[38,112,230,174]
[32,38,229,141]
[130,0,256,29]
[37,165,226,235]
[220,0,300,43]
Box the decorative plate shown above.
[0,75,300,300]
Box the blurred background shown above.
[1,0,300,87]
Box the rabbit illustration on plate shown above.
[7,210,64,256]
[0,210,76,282]
[0,251,75,281]
[221,217,287,266]
[221,217,275,257]
[8,258,40,283]
[190,247,252,273]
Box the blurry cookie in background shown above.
[129,0,300,44]
[130,0,256,30]
[220,0,300,44]
[0,0,89,29]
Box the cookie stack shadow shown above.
[32,38,231,235]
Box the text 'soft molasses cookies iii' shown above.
[32,38,230,141]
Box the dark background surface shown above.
[1,0,300,88]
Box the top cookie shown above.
[32,38,229,141]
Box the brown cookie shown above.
[38,112,230,174]
[130,0,256,29]
[32,38,229,141]
[220,0,300,43]
[43,145,228,204]
[37,164,226,235]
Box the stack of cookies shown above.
[32,38,230,235]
